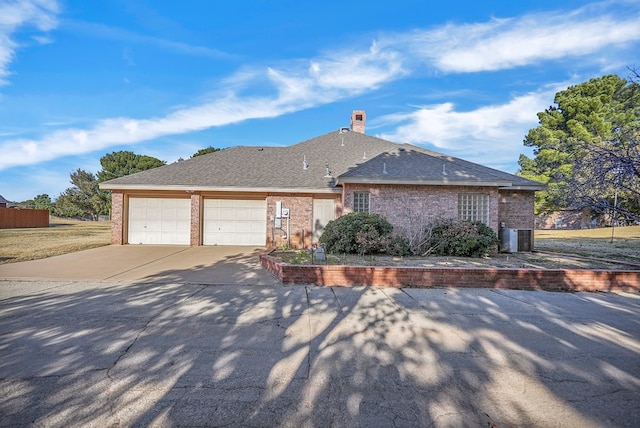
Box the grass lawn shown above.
[0,219,111,264]
[1,219,638,269]
[535,225,640,263]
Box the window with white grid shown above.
[458,193,489,224]
[353,192,370,213]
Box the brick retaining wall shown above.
[260,252,639,292]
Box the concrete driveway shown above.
[0,245,279,285]
[0,279,638,427]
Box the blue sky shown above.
[1,0,639,202]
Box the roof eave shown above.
[499,184,547,191]
[99,183,342,194]
[336,177,514,187]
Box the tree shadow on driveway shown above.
[129,248,280,285]
[0,274,639,426]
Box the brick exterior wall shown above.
[266,194,313,248]
[260,253,640,292]
[265,194,342,249]
[498,190,535,230]
[110,191,124,245]
[343,184,500,233]
[190,193,202,246]
[109,186,535,248]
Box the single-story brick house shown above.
[100,110,544,248]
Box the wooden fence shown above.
[0,208,49,229]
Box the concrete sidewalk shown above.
[1,281,638,427]
[0,245,280,285]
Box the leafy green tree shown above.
[33,194,53,211]
[191,146,220,158]
[53,191,84,218]
[97,151,165,182]
[53,169,110,220]
[519,74,639,215]
[15,198,33,209]
[17,194,53,211]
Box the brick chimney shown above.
[350,110,366,134]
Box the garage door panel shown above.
[203,199,266,246]
[220,207,238,220]
[161,232,180,243]
[248,221,265,233]
[129,206,145,217]
[204,208,220,219]
[128,198,190,245]
[128,230,145,245]
[161,207,175,217]
[129,218,145,228]
[146,208,161,219]
[214,222,236,233]
[176,206,191,216]
[235,210,251,221]
[177,221,190,232]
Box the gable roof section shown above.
[101,130,398,192]
[338,147,543,190]
[100,130,543,192]
[0,194,9,204]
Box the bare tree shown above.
[395,210,442,256]
[566,68,640,224]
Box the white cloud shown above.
[0,37,406,170]
[1,1,638,171]
[376,84,569,171]
[64,20,230,59]
[309,42,406,92]
[0,0,59,85]
[0,90,314,169]
[122,47,136,67]
[380,1,640,73]
[31,34,53,44]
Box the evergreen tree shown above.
[519,74,640,218]
[97,151,165,182]
[191,146,220,158]
[53,169,110,220]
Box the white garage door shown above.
[203,199,266,246]
[128,198,191,245]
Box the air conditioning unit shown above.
[518,229,533,252]
[500,228,518,253]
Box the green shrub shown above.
[385,235,411,256]
[320,212,393,255]
[426,219,498,257]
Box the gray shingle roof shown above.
[0,194,9,204]
[339,146,541,188]
[100,130,543,191]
